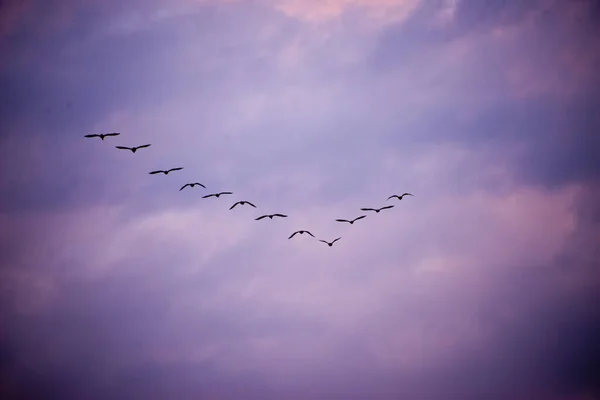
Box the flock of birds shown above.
[85,132,414,247]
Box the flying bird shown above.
[115,144,151,153]
[149,167,184,175]
[360,205,395,213]
[84,132,120,140]
[387,193,414,201]
[202,192,233,198]
[229,201,257,210]
[335,215,367,225]
[288,230,315,239]
[255,214,288,220]
[180,182,206,191]
[319,237,341,247]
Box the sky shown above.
[1,0,599,399]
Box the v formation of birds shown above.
[85,132,414,247]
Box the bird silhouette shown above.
[255,214,288,220]
[361,205,395,213]
[203,192,233,198]
[230,201,257,210]
[149,167,184,175]
[288,230,315,239]
[115,144,151,153]
[336,215,367,224]
[180,182,206,191]
[387,193,414,201]
[319,237,341,247]
[84,132,120,140]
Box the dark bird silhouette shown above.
[255,214,288,220]
[202,192,233,198]
[319,237,341,247]
[361,205,395,213]
[288,230,315,239]
[84,132,120,140]
[336,215,367,225]
[180,182,206,191]
[229,201,257,210]
[149,167,184,175]
[387,193,414,201]
[115,144,151,153]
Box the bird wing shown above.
[168,167,183,172]
[149,170,164,174]
[246,201,257,207]
[381,205,395,210]
[115,146,131,150]
[220,192,233,195]
[402,193,414,197]
[288,231,299,239]
[195,183,206,188]
[336,219,349,223]
[273,214,288,218]
[179,184,190,191]
[84,134,99,138]
[137,144,151,149]
[333,237,342,243]
[255,215,268,220]
[105,133,120,136]
[354,215,367,221]
[229,202,240,210]
[306,231,315,237]
[319,240,328,244]
[387,195,399,200]
[202,193,216,198]
[360,208,375,211]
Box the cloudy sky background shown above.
[1,0,599,398]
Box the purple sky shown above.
[1,0,599,399]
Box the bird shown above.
[255,214,288,220]
[319,237,341,247]
[335,215,367,224]
[115,144,151,153]
[84,132,120,140]
[149,167,184,175]
[202,192,233,198]
[360,205,395,213]
[180,182,206,191]
[387,193,414,201]
[288,230,315,239]
[229,201,257,210]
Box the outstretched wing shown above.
[179,184,190,191]
[168,167,183,173]
[246,201,257,208]
[273,214,288,218]
[229,202,240,210]
[288,231,299,239]
[360,208,375,211]
[332,237,342,243]
[335,219,349,223]
[381,205,395,210]
[194,183,206,188]
[387,195,399,200]
[136,144,151,149]
[402,193,414,197]
[306,231,315,237]
[202,193,216,198]
[115,146,131,151]
[220,192,233,195]
[84,134,99,138]
[255,215,268,220]
[353,215,367,221]
[319,240,328,244]
[105,132,120,136]
[149,170,164,174]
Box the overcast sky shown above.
[1,0,599,399]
